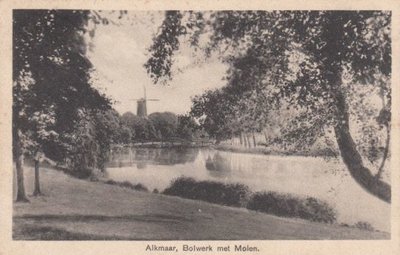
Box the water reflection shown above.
[105,147,390,232]
[205,153,232,178]
[107,147,199,168]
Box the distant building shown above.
[137,99,147,117]
[132,85,159,117]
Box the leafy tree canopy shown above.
[145,11,391,203]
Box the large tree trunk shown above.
[15,130,29,202]
[334,90,391,203]
[246,134,252,148]
[33,159,42,196]
[320,14,391,203]
[263,130,268,144]
[243,133,248,148]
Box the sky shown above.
[87,11,228,115]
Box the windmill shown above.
[130,85,159,117]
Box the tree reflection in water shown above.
[105,148,390,232]
[107,147,199,168]
[205,152,232,178]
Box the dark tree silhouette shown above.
[146,11,391,203]
[13,10,111,201]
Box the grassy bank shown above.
[13,167,389,240]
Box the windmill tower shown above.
[136,99,147,117]
[131,85,159,117]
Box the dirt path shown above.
[13,167,389,240]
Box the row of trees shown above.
[145,11,391,203]
[190,87,269,147]
[119,111,205,143]
[13,10,120,201]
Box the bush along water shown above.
[163,177,250,207]
[163,177,337,224]
[246,191,337,223]
[104,180,149,192]
[353,221,375,231]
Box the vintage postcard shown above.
[0,0,399,255]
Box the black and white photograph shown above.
[2,2,398,249]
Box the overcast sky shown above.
[87,11,228,115]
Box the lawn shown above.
[13,166,389,240]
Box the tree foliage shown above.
[13,10,112,157]
[13,10,112,200]
[146,11,391,203]
[119,111,201,142]
[148,112,178,140]
[176,114,200,140]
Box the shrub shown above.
[119,181,136,189]
[89,175,99,182]
[88,168,105,182]
[103,179,148,192]
[105,179,117,185]
[132,183,149,192]
[162,177,337,224]
[163,177,250,207]
[246,191,336,223]
[69,167,93,179]
[353,221,374,231]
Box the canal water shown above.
[106,147,390,232]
